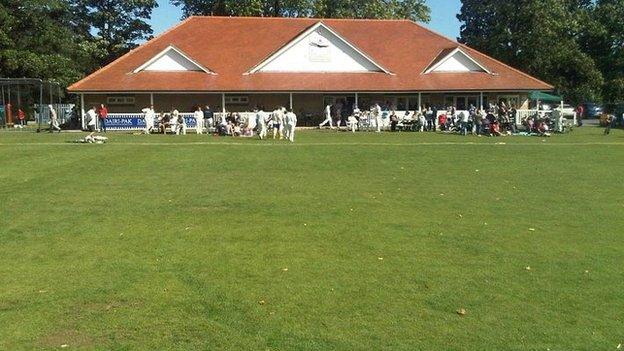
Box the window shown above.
[107,96,135,105]
[395,97,408,111]
[225,96,249,105]
[444,95,479,110]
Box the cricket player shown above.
[173,109,186,135]
[49,104,61,132]
[85,106,97,138]
[284,109,298,142]
[347,108,360,133]
[319,104,334,129]
[256,108,268,140]
[194,106,204,134]
[271,107,284,139]
[142,105,155,134]
[373,103,382,132]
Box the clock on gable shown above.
[309,32,331,62]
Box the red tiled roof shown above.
[68,16,553,92]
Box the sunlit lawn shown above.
[0,127,622,350]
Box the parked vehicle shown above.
[582,103,603,119]
[541,103,576,117]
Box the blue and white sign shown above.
[104,113,196,131]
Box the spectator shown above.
[98,104,108,133]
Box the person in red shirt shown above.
[17,108,26,129]
[438,114,447,131]
[98,104,108,133]
[576,104,584,127]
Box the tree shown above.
[457,0,603,104]
[171,0,430,22]
[72,0,159,66]
[0,0,96,87]
[587,0,624,102]
[313,0,430,21]
[171,0,315,18]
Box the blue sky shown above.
[150,0,463,40]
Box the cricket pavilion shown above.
[68,16,553,128]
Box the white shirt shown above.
[461,112,469,123]
[325,105,331,118]
[285,112,297,126]
[142,108,155,122]
[87,109,97,126]
[272,110,283,123]
[49,107,57,121]
[256,111,267,127]
[194,110,203,121]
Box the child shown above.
[17,108,25,128]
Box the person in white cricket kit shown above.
[319,104,334,129]
[173,109,186,135]
[85,106,97,139]
[256,108,268,140]
[284,108,297,142]
[141,105,155,134]
[194,106,204,134]
[373,103,383,132]
[48,105,61,132]
[347,107,360,133]
[271,107,284,139]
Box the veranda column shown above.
[221,93,226,113]
[479,92,484,111]
[150,93,154,106]
[289,93,293,110]
[418,92,422,111]
[80,93,85,130]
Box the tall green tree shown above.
[0,0,96,87]
[313,0,430,21]
[457,0,603,104]
[589,0,624,102]
[171,0,430,22]
[171,0,315,18]
[72,0,158,66]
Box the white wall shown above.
[433,51,484,73]
[143,49,202,72]
[260,26,382,73]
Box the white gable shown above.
[249,22,390,74]
[133,46,213,73]
[426,48,490,74]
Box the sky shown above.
[150,0,463,40]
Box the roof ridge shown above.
[68,16,197,91]
[406,20,553,89]
[189,15,411,22]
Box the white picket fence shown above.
[517,109,577,126]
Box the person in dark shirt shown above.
[203,105,214,129]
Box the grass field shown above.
[0,127,623,350]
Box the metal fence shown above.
[35,104,75,125]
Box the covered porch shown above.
[77,91,537,130]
